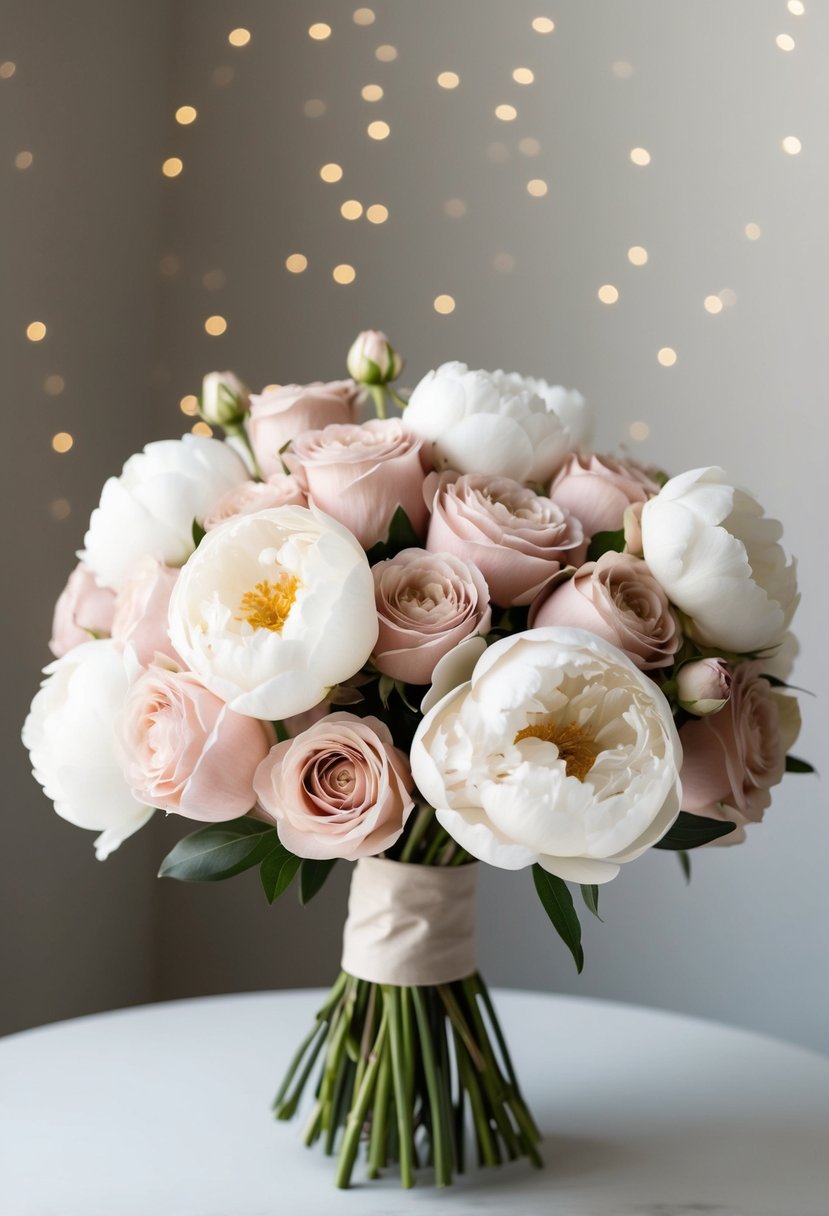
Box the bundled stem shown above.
[275,967,540,1188]
[272,808,542,1188]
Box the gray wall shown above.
[3,1,827,1051]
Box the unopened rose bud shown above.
[623,501,644,557]
[677,658,732,715]
[346,330,403,385]
[200,371,250,428]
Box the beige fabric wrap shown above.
[340,857,478,986]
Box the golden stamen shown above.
[513,720,598,782]
[238,575,300,632]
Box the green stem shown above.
[412,988,452,1186]
[388,387,408,409]
[224,420,263,481]
[368,384,387,420]
[366,1043,392,1178]
[475,977,542,1145]
[453,1028,498,1167]
[436,985,485,1072]
[398,804,434,863]
[461,979,542,1167]
[272,1015,328,1111]
[384,985,415,1188]
[335,1009,389,1188]
[422,827,450,867]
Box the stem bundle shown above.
[273,970,541,1189]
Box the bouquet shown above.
[24,330,809,1190]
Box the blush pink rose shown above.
[202,473,306,530]
[372,549,492,685]
[253,712,414,860]
[532,552,681,670]
[118,665,274,820]
[679,661,801,843]
[286,418,428,549]
[550,454,661,539]
[111,558,180,667]
[425,472,586,607]
[50,563,117,657]
[248,380,359,477]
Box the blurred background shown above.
[2,0,827,1051]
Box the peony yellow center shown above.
[513,720,599,782]
[238,575,300,632]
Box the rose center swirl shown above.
[513,719,599,782]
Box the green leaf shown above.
[260,843,301,904]
[653,811,736,851]
[158,817,277,882]
[365,505,421,564]
[586,528,626,562]
[580,883,602,921]
[192,518,206,547]
[532,865,584,973]
[299,858,337,905]
[677,850,692,883]
[786,755,815,774]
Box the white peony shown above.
[402,362,590,484]
[168,505,379,721]
[410,627,682,885]
[80,436,249,589]
[640,467,798,654]
[22,640,153,859]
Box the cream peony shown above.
[167,505,378,721]
[640,467,798,653]
[22,640,153,859]
[80,436,249,590]
[403,362,588,483]
[410,627,682,885]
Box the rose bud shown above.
[676,658,733,716]
[200,371,251,428]
[346,329,403,386]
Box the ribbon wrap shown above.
[340,856,478,986]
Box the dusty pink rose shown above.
[679,661,801,842]
[253,712,414,860]
[425,472,586,607]
[50,563,116,657]
[202,473,306,530]
[372,549,492,685]
[248,380,359,477]
[550,454,661,538]
[287,418,428,549]
[111,558,180,667]
[532,552,680,670]
[118,665,274,819]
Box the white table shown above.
[2,989,829,1215]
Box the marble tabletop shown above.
[2,988,829,1215]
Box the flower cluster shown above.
[25,332,806,917]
